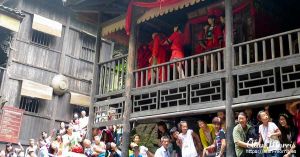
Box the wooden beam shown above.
[87,11,102,139]
[224,0,235,156]
[121,6,137,157]
[49,11,71,131]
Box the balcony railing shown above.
[134,48,225,88]
[234,28,300,66]
[97,55,127,97]
[92,28,300,124]
[0,67,6,93]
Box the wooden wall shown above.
[0,0,108,144]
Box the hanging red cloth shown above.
[126,0,183,35]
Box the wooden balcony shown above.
[92,28,300,127]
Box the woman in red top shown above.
[148,33,167,83]
[164,25,185,79]
[205,12,223,72]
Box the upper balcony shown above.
[91,28,300,126]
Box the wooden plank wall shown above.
[1,0,102,144]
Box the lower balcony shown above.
[92,28,300,127]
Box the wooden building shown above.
[67,0,300,155]
[0,0,115,145]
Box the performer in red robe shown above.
[164,25,185,79]
[148,33,167,83]
[206,9,223,50]
[194,25,209,55]
[137,44,151,87]
[205,10,223,71]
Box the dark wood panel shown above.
[22,0,67,25]
[63,56,93,81]
[10,62,56,85]
[1,79,21,107]
[17,12,32,41]
[13,41,61,71]
[68,77,91,95]
[19,114,51,142]
[70,16,97,36]
[52,93,73,121]
[65,29,82,57]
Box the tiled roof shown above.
[0,5,25,18]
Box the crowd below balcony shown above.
[0,110,122,157]
[128,101,299,157]
[0,101,299,157]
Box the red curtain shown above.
[125,0,183,35]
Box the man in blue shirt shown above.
[154,136,170,157]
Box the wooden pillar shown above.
[87,11,102,139]
[121,7,137,157]
[49,93,70,130]
[49,12,71,130]
[224,0,235,156]
[59,11,71,73]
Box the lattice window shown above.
[237,69,276,96]
[281,64,300,90]
[94,101,124,123]
[31,30,52,47]
[80,34,96,63]
[133,92,158,112]
[160,86,187,108]
[19,96,39,113]
[190,79,223,104]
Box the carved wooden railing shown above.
[233,28,300,66]
[93,28,300,121]
[133,48,225,88]
[96,55,127,97]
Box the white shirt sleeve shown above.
[269,122,278,132]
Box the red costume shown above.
[194,29,207,55]
[206,9,223,50]
[206,24,223,50]
[137,44,151,87]
[148,34,167,82]
[168,31,184,60]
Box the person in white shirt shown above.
[79,110,89,130]
[178,121,202,157]
[155,136,171,157]
[257,111,281,157]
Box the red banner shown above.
[0,106,24,143]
